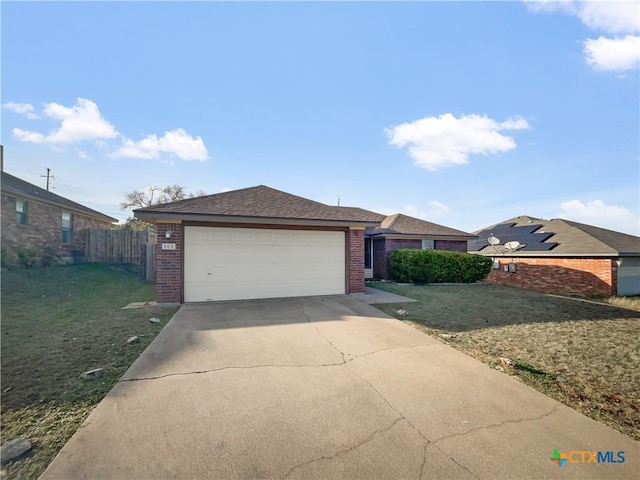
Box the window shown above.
[62,212,73,244]
[364,238,372,269]
[421,239,434,250]
[16,200,28,225]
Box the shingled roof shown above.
[135,185,385,224]
[1,171,116,223]
[469,216,640,256]
[366,213,476,238]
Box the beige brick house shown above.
[469,216,640,296]
[1,171,116,263]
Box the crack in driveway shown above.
[302,303,348,364]
[281,417,405,479]
[432,405,562,444]
[119,362,346,382]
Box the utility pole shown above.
[41,167,54,191]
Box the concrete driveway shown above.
[42,296,638,479]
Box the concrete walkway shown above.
[42,296,638,479]
[349,286,418,304]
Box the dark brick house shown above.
[134,185,476,303]
[469,216,640,297]
[365,214,477,280]
[1,171,116,263]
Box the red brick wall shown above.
[348,229,365,293]
[156,223,183,303]
[435,240,468,252]
[486,257,616,296]
[1,193,113,260]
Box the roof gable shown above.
[135,185,385,224]
[469,216,640,256]
[1,171,117,223]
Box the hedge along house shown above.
[134,185,386,303]
[1,170,117,263]
[365,214,477,280]
[468,216,640,297]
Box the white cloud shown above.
[426,200,450,217]
[114,128,208,161]
[386,113,530,171]
[12,128,45,143]
[7,97,208,163]
[3,102,39,119]
[11,98,118,144]
[526,1,640,73]
[557,199,640,235]
[577,2,639,34]
[584,35,640,71]
[526,0,639,33]
[380,200,451,220]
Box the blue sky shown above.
[2,1,639,235]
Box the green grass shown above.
[1,264,179,479]
[368,281,640,441]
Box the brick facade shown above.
[434,240,467,252]
[348,228,365,293]
[371,237,469,280]
[1,192,113,261]
[156,223,183,303]
[486,256,616,296]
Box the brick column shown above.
[348,228,365,293]
[156,223,182,303]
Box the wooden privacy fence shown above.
[84,229,157,281]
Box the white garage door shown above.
[184,226,346,302]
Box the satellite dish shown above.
[487,234,500,246]
[505,241,520,251]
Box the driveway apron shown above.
[41,296,639,479]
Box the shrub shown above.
[17,248,37,269]
[41,246,61,268]
[1,248,11,269]
[388,249,492,284]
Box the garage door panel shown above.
[184,227,346,302]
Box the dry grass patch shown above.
[369,282,640,441]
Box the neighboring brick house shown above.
[135,185,477,304]
[365,214,477,280]
[1,171,116,262]
[469,216,640,297]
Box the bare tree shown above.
[120,185,198,209]
[119,185,206,230]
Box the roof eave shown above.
[2,186,117,223]
[471,251,633,257]
[134,211,381,228]
[368,233,477,240]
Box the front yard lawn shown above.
[369,282,640,441]
[1,264,179,480]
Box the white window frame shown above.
[421,239,434,250]
[62,212,73,244]
[16,200,28,225]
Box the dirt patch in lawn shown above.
[1,264,179,480]
[369,282,640,441]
